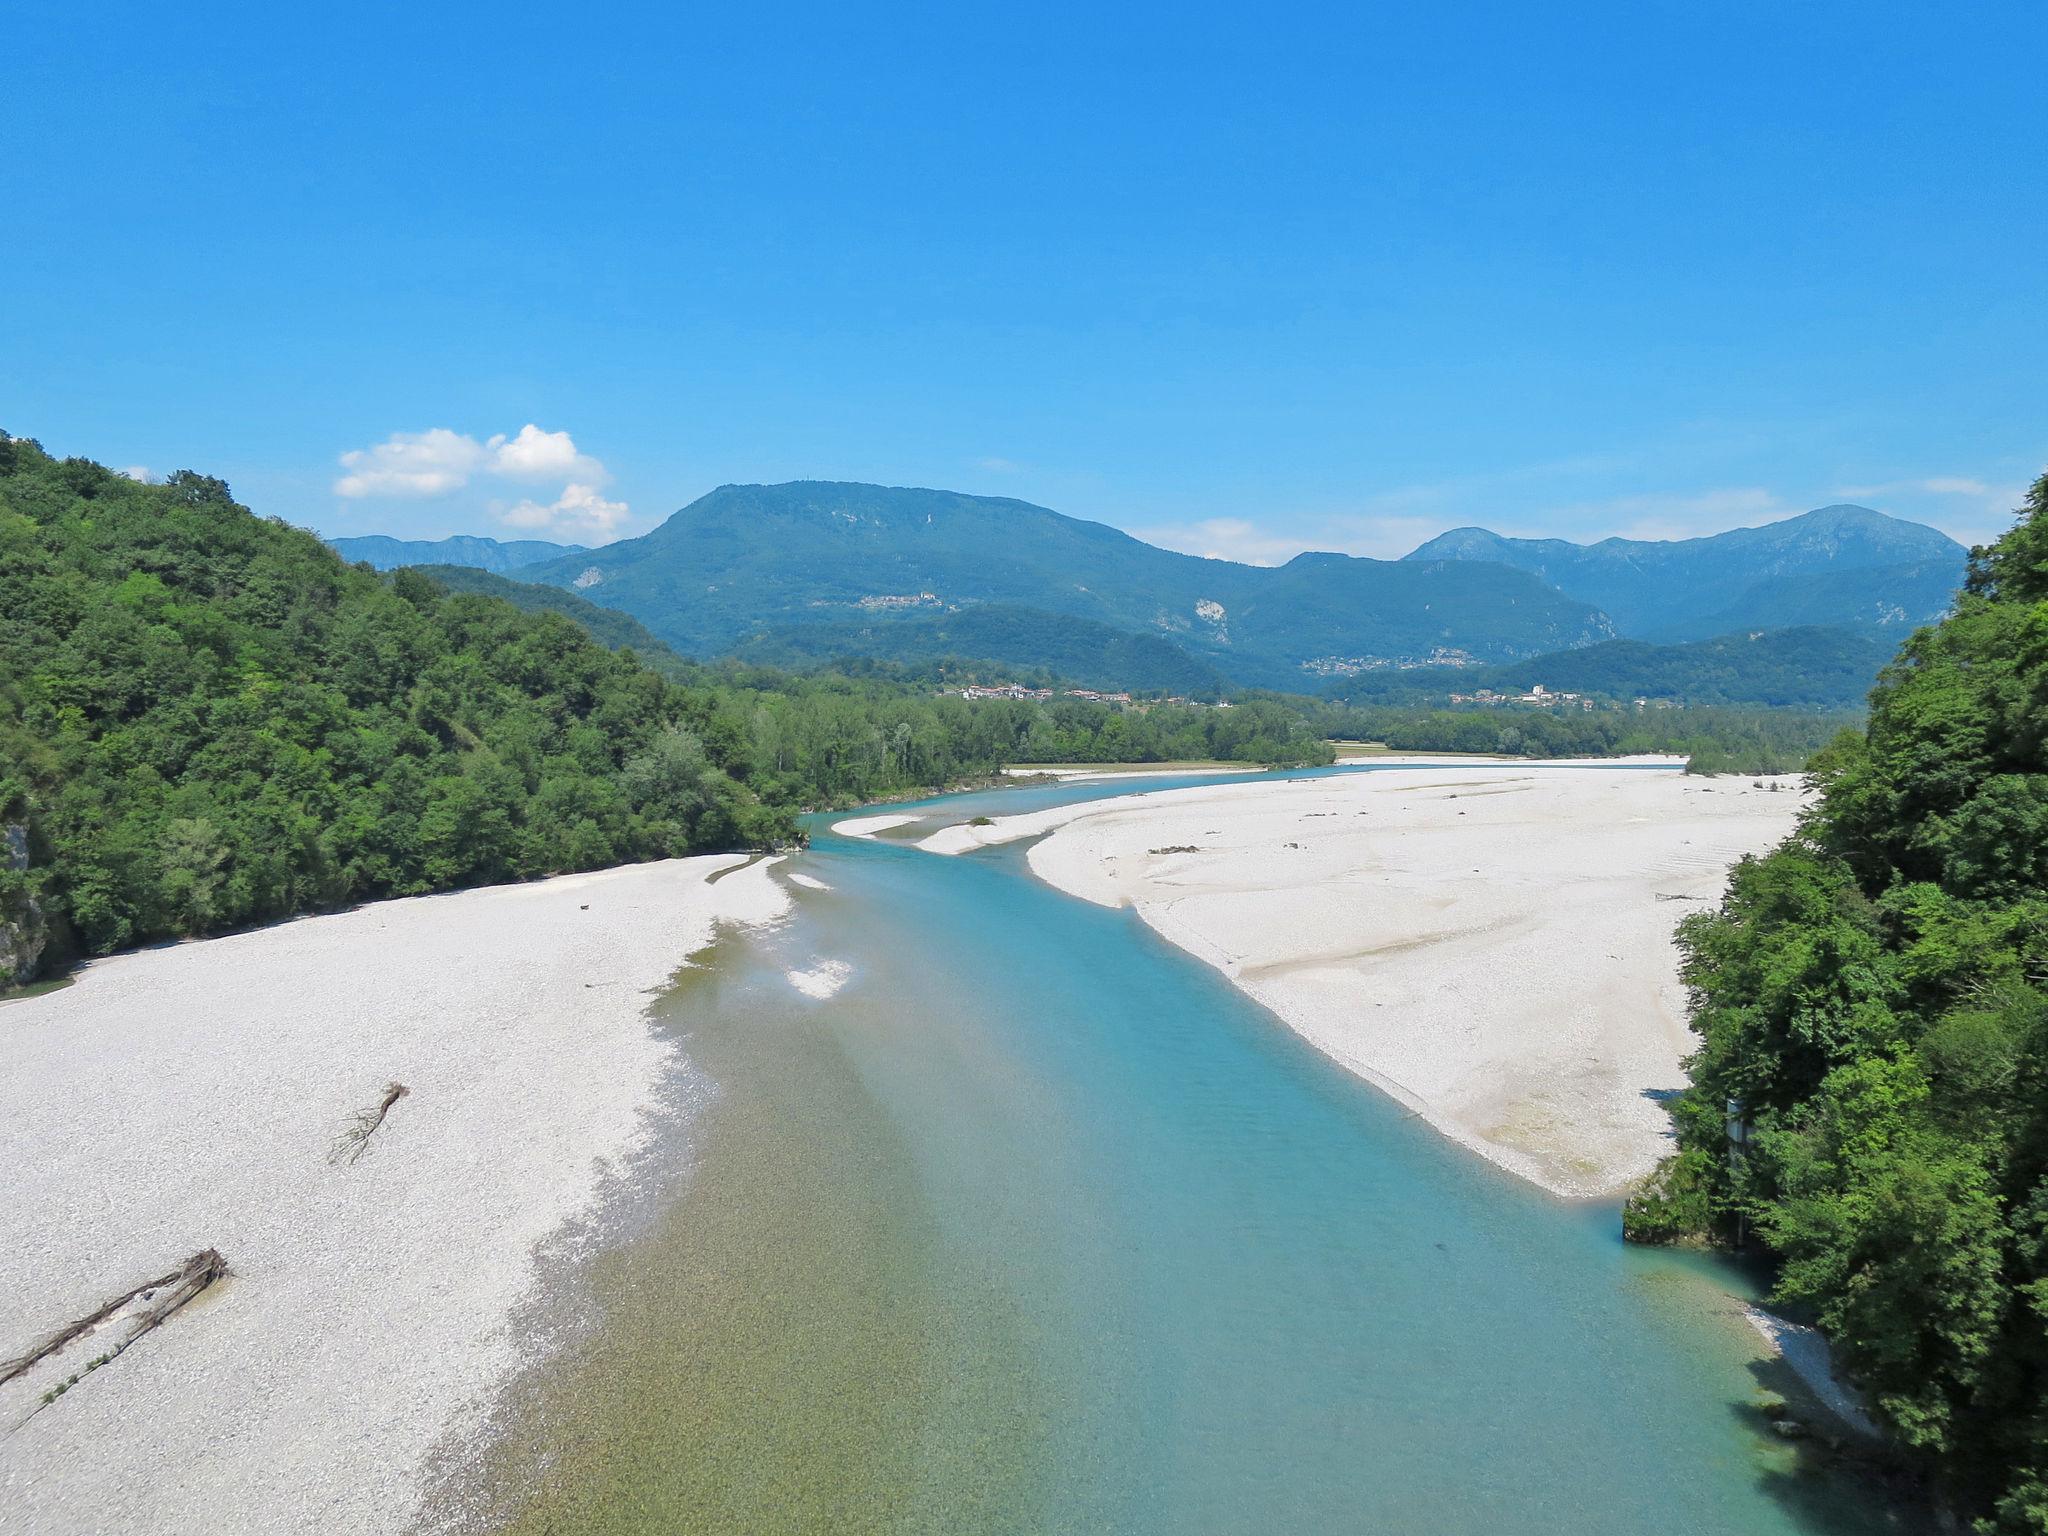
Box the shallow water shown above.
[481,769,1920,1534]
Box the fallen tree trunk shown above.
[1,1249,228,1397]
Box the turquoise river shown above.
[472,767,1925,1535]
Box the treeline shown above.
[0,437,1326,982]
[1297,700,1850,773]
[1624,478,2048,1530]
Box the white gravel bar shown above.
[0,854,790,1534]
[829,812,922,838]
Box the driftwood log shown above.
[331,1081,409,1165]
[2,1248,228,1423]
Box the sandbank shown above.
[831,812,922,837]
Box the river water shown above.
[475,769,1920,1535]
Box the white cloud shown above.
[1838,475,2001,501]
[1132,484,1820,567]
[335,427,491,498]
[489,423,602,481]
[975,456,1023,475]
[495,482,631,538]
[1133,512,1450,565]
[1132,517,1295,565]
[120,465,154,483]
[334,423,608,499]
[1833,472,2035,547]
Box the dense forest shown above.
[733,601,1233,693]
[1624,477,2048,1531]
[0,437,1329,983]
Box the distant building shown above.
[957,684,1054,701]
[1448,683,1592,710]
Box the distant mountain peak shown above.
[1400,503,1965,641]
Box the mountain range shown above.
[330,484,1970,701]
[510,482,1614,689]
[330,533,589,573]
[1403,505,1965,640]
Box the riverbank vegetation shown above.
[1623,477,2048,1531]
[1298,700,1850,774]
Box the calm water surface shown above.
[481,769,1919,1535]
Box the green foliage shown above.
[1619,1147,1722,1243]
[735,602,1233,694]
[0,435,804,968]
[1624,472,2048,1527]
[408,565,684,661]
[1305,699,1847,769]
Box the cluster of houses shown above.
[1447,683,1595,710]
[956,684,1055,701]
[1447,684,1684,712]
[952,684,1231,709]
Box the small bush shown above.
[1622,1147,1720,1244]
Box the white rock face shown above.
[1195,598,1226,624]
[0,822,44,985]
[572,566,605,589]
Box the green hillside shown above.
[517,481,1617,683]
[0,438,798,978]
[1329,626,1893,711]
[1623,475,2048,1527]
[1405,504,1969,641]
[411,564,685,664]
[734,603,1229,693]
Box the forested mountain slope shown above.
[1405,504,1968,641]
[0,437,797,979]
[410,565,686,663]
[734,602,1230,693]
[1329,626,1893,711]
[518,481,1616,682]
[1624,475,2048,1530]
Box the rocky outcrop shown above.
[1,821,47,987]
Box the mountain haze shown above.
[519,482,1616,687]
[1403,504,1967,640]
[329,533,586,573]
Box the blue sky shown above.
[4,1,2042,560]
